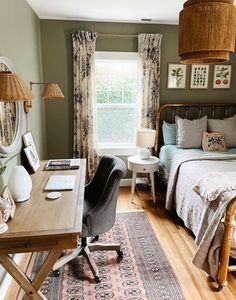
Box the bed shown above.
[155,103,236,291]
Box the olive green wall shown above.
[0,0,45,188]
[40,20,236,159]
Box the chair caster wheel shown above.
[95,276,101,283]
[117,250,123,258]
[216,285,223,292]
[49,269,60,277]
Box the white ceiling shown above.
[26,0,188,25]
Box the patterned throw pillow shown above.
[202,132,227,152]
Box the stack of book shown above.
[44,159,80,171]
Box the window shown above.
[95,52,138,155]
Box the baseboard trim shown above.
[120,179,132,187]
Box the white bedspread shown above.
[165,151,236,280]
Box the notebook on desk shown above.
[44,175,76,191]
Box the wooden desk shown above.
[0,159,86,300]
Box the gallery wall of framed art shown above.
[166,63,232,90]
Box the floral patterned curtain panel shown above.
[72,31,98,180]
[138,33,162,129]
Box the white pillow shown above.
[176,116,207,148]
[208,115,236,148]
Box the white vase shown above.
[8,166,32,202]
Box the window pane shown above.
[110,80,123,90]
[97,107,136,145]
[96,63,109,76]
[96,78,109,91]
[95,55,138,148]
[108,63,123,77]
[123,91,136,103]
[96,90,108,103]
[108,91,122,103]
[123,78,137,90]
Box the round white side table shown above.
[128,155,159,204]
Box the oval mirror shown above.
[0,56,23,154]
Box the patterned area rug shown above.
[30,211,185,299]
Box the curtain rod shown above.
[98,33,138,38]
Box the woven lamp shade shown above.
[179,0,236,64]
[0,72,33,101]
[41,83,64,99]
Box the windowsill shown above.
[96,146,137,156]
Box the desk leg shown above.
[131,171,137,204]
[0,249,61,300]
[150,172,156,204]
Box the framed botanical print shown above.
[24,145,40,172]
[23,131,40,171]
[190,65,209,89]
[213,65,232,88]
[167,63,187,89]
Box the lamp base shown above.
[137,148,151,160]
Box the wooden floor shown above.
[5,186,236,300]
[117,186,236,300]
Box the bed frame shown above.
[154,103,236,291]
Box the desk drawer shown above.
[0,237,77,254]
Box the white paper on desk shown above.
[44,175,76,191]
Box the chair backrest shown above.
[83,155,126,237]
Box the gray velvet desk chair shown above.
[52,155,126,282]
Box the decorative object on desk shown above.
[0,56,26,154]
[0,195,12,223]
[46,192,61,200]
[24,81,64,114]
[30,211,185,300]
[1,186,16,219]
[24,145,40,172]
[8,165,32,202]
[178,0,236,64]
[22,131,40,166]
[167,63,187,89]
[0,223,8,234]
[136,128,156,159]
[213,65,232,89]
[190,65,209,89]
[0,190,13,234]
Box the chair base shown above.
[52,238,122,282]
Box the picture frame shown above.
[167,63,187,89]
[190,65,209,89]
[23,131,40,171]
[213,65,232,89]
[24,145,40,172]
[1,186,15,220]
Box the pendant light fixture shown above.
[179,0,236,64]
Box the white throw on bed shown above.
[165,150,236,280]
[193,172,236,202]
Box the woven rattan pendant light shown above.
[179,0,236,64]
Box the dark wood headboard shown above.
[154,103,236,156]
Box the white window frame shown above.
[94,51,138,156]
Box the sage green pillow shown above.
[162,121,177,145]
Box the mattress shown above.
[159,145,236,176]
